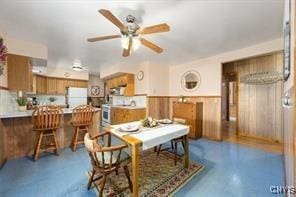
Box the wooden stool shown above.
[71,105,95,152]
[32,106,63,161]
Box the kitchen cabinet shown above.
[35,76,88,95]
[35,75,47,94]
[173,102,203,139]
[7,54,33,91]
[74,80,88,88]
[47,77,57,94]
[56,78,66,94]
[117,75,128,86]
[105,74,135,96]
[111,107,146,125]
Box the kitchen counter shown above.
[0,107,101,119]
[0,107,101,167]
[111,105,146,110]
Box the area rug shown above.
[86,150,204,197]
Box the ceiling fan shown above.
[87,9,170,57]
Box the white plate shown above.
[120,124,140,132]
[158,119,173,124]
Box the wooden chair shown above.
[71,105,95,152]
[84,132,133,197]
[157,117,187,165]
[32,105,63,161]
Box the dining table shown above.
[105,121,190,197]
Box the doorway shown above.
[221,52,283,153]
[222,70,238,140]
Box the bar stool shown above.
[71,105,95,152]
[32,106,63,161]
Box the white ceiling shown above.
[0,0,284,73]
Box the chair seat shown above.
[95,150,130,167]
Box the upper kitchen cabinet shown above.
[47,77,57,94]
[35,74,47,94]
[105,73,135,96]
[47,77,88,95]
[7,54,33,91]
[56,78,67,94]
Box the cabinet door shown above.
[56,78,66,94]
[124,74,134,96]
[111,108,118,124]
[47,77,57,94]
[75,80,88,88]
[36,75,47,94]
[7,54,33,91]
[117,75,128,86]
[67,79,76,87]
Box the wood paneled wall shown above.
[0,111,100,164]
[147,96,221,140]
[0,120,7,167]
[148,97,170,119]
[224,52,284,143]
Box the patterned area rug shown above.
[87,150,204,197]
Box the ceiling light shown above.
[72,64,83,71]
[72,59,83,71]
[121,36,130,50]
[133,37,140,51]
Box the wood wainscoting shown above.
[0,111,100,165]
[147,96,221,140]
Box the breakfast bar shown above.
[0,108,101,167]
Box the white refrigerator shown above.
[66,87,88,108]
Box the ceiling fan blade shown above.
[98,9,126,31]
[140,38,163,53]
[122,37,132,57]
[138,23,170,35]
[87,35,121,42]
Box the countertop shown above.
[110,105,146,110]
[0,107,101,119]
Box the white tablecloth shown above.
[110,121,189,150]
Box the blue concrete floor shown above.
[0,138,284,197]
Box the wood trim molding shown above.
[147,95,221,98]
[0,86,8,90]
[35,74,88,82]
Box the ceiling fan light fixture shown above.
[132,37,140,51]
[121,36,130,50]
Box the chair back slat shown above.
[72,105,95,126]
[32,106,63,130]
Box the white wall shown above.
[148,63,170,96]
[169,38,283,96]
[6,37,47,59]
